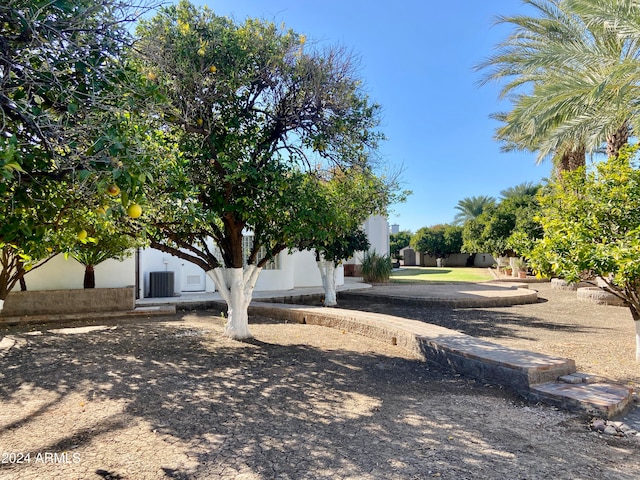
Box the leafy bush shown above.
[530,145,640,359]
[411,224,462,259]
[361,251,392,283]
[390,230,412,258]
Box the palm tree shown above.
[453,195,496,225]
[72,233,136,288]
[566,0,640,39]
[477,0,640,168]
[500,182,541,200]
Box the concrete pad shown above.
[340,282,538,308]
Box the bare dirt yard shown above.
[0,281,638,479]
[339,281,639,389]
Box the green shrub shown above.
[361,251,392,283]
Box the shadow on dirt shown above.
[334,299,600,341]
[1,314,637,479]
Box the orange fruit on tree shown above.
[106,184,120,197]
[127,203,142,219]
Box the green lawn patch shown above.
[391,267,493,283]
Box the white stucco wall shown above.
[364,215,390,256]
[139,247,213,297]
[348,215,390,266]
[18,253,135,291]
[17,215,382,295]
[474,253,496,268]
[292,249,344,288]
[254,251,294,291]
[138,246,341,296]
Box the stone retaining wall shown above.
[1,287,135,316]
[247,302,576,396]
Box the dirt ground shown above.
[0,283,639,479]
[339,281,639,389]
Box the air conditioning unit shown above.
[149,271,175,298]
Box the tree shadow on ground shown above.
[1,315,638,479]
[335,298,621,343]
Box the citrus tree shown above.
[461,183,543,259]
[296,167,402,306]
[0,0,156,311]
[0,179,77,304]
[311,228,370,307]
[530,145,640,361]
[70,202,146,288]
[135,1,383,339]
[412,224,463,265]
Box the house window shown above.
[241,235,279,270]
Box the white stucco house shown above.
[19,215,390,298]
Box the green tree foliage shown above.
[0,181,76,299]
[0,0,155,304]
[299,167,400,261]
[411,224,463,260]
[317,229,370,267]
[134,2,384,338]
[294,167,403,306]
[530,145,640,360]
[500,182,540,200]
[462,207,515,258]
[477,0,640,170]
[70,205,144,288]
[390,230,413,258]
[453,196,496,226]
[462,183,543,258]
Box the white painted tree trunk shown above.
[317,260,337,306]
[206,266,261,340]
[0,299,3,315]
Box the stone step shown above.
[558,372,605,385]
[529,381,633,418]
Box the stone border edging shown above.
[247,301,632,418]
[576,287,628,307]
[0,305,176,326]
[248,302,574,393]
[338,288,539,308]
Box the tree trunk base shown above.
[317,260,337,306]
[207,266,261,340]
[84,266,96,289]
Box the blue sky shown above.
[192,0,547,232]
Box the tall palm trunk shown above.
[555,145,586,178]
[606,122,630,158]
